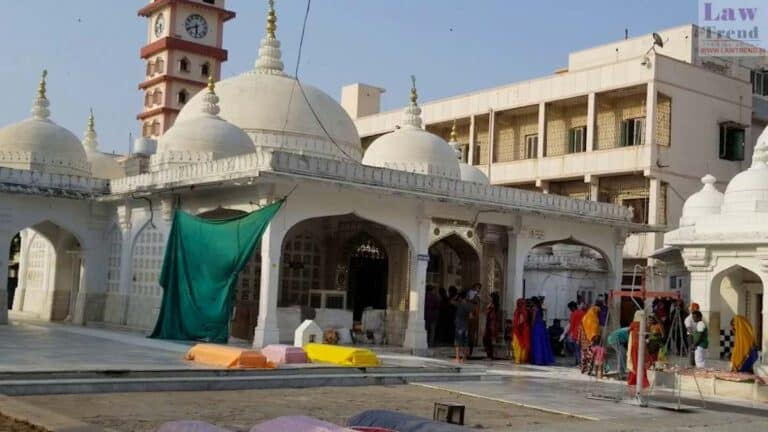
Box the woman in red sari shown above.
[627,311,651,390]
[511,298,530,364]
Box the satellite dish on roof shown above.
[652,32,664,48]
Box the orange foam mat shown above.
[185,343,275,369]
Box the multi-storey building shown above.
[346,25,768,300]
[137,0,235,138]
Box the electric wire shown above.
[289,0,358,162]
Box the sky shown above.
[1,0,699,154]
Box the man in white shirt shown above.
[691,311,708,368]
[684,302,699,368]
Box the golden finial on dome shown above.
[207,74,215,93]
[266,0,277,39]
[87,108,95,131]
[38,69,48,100]
[409,75,418,104]
[450,120,458,142]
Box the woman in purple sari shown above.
[529,297,555,365]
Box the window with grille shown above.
[751,70,768,96]
[719,123,745,161]
[279,233,321,307]
[132,225,164,297]
[106,228,122,293]
[623,197,649,224]
[177,90,188,105]
[620,118,645,146]
[525,134,538,159]
[568,127,587,153]
[201,62,210,78]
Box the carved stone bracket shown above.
[681,247,711,270]
[519,225,545,240]
[756,247,768,273]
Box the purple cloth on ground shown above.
[250,415,354,432]
[156,420,232,432]
[348,410,470,432]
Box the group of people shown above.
[511,297,558,366]
[428,288,762,377]
[424,283,502,363]
[610,301,760,391]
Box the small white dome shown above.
[157,82,255,160]
[0,73,89,176]
[680,175,723,224]
[157,116,254,158]
[459,163,489,184]
[722,163,768,214]
[363,126,462,179]
[81,110,123,179]
[721,125,768,215]
[362,83,461,180]
[86,149,123,179]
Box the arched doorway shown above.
[428,234,481,346]
[427,234,481,292]
[711,265,764,358]
[9,221,82,321]
[278,214,410,345]
[345,232,388,320]
[524,239,611,324]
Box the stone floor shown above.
[0,319,202,372]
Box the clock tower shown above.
[137,0,235,138]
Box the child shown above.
[591,339,607,379]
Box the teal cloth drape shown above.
[150,201,283,342]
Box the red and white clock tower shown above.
[137,0,235,138]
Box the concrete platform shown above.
[0,320,486,395]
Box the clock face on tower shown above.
[184,14,208,39]
[154,13,165,37]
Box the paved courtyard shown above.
[2,320,768,431]
[0,318,200,372]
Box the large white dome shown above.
[175,11,361,162]
[680,175,723,225]
[0,73,89,176]
[177,74,360,161]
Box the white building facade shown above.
[666,127,768,361]
[0,2,646,352]
[348,25,768,313]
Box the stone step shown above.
[0,370,487,396]
[0,364,461,381]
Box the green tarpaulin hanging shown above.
[150,201,283,342]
